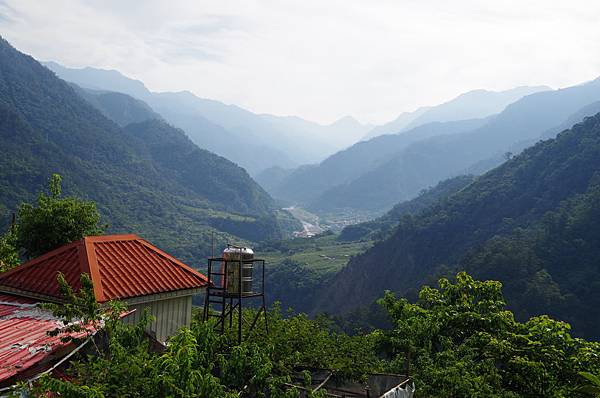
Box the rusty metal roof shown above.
[0,234,208,303]
[0,294,88,385]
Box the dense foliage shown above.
[8,272,600,398]
[0,226,18,271]
[461,181,600,337]
[0,174,103,268]
[14,276,379,397]
[16,174,104,258]
[379,272,600,397]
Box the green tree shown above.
[0,226,19,272]
[379,272,600,397]
[16,174,104,258]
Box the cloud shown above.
[1,0,600,124]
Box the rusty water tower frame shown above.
[202,245,268,344]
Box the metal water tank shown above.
[222,246,254,295]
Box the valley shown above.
[282,206,324,237]
[284,205,378,237]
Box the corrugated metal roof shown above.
[0,234,208,303]
[0,293,36,304]
[0,296,87,384]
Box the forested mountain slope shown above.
[0,38,288,263]
[338,175,476,242]
[73,86,162,127]
[316,113,600,339]
[309,78,600,212]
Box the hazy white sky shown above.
[1,0,600,124]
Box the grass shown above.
[257,233,373,275]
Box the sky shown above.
[1,0,600,124]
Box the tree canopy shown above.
[0,226,18,272]
[379,272,600,397]
[15,173,104,259]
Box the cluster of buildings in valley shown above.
[286,206,378,238]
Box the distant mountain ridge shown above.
[299,77,600,213]
[266,117,490,204]
[363,85,550,139]
[362,107,430,140]
[43,62,372,174]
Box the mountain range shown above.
[362,86,549,140]
[43,61,373,175]
[0,38,296,264]
[265,77,600,214]
[316,112,600,338]
[260,117,490,205]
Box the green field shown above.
[255,233,373,312]
[258,233,372,275]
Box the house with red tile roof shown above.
[0,234,208,348]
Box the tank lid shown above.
[223,245,254,255]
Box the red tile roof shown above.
[0,234,208,303]
[0,295,88,385]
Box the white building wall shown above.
[123,295,193,343]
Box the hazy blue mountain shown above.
[362,107,430,140]
[464,100,600,176]
[315,115,374,148]
[541,100,600,140]
[364,86,549,139]
[44,62,297,173]
[256,115,366,161]
[145,91,299,173]
[43,62,371,174]
[43,61,151,98]
[268,117,490,204]
[308,78,600,213]
[315,113,600,339]
[254,166,294,196]
[404,86,551,129]
[0,38,290,264]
